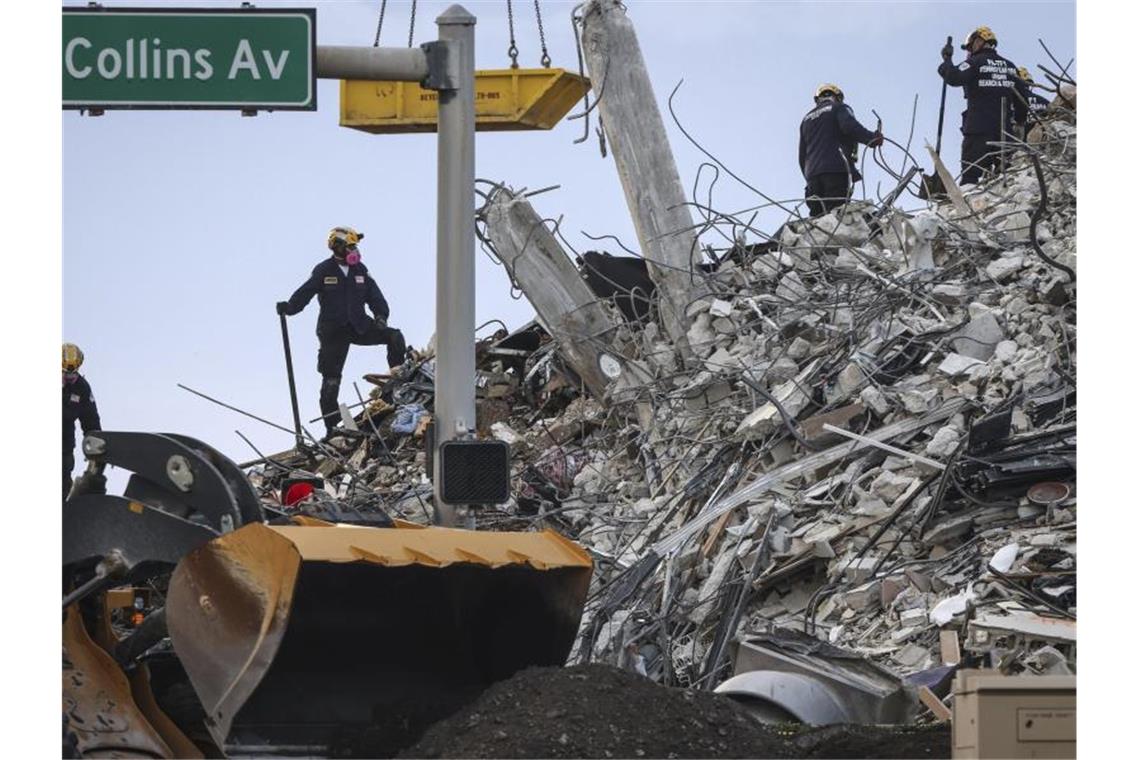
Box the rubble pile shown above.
[399,664,950,759]
[247,113,1076,701]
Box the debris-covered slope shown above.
[248,109,1076,702]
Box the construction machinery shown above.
[63,431,593,757]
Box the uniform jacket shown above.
[283,257,390,334]
[798,97,878,181]
[1027,91,1051,119]
[63,374,101,449]
[938,48,1030,135]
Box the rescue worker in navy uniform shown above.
[938,26,1030,185]
[1017,67,1052,120]
[63,343,101,499]
[798,84,884,218]
[277,226,407,439]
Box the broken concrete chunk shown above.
[1000,211,1032,242]
[994,340,1019,363]
[776,271,810,302]
[686,313,716,355]
[765,356,800,385]
[923,513,974,544]
[704,346,736,373]
[842,581,881,611]
[985,254,1025,282]
[860,385,890,416]
[949,312,1005,360]
[830,362,865,403]
[931,282,968,304]
[708,298,733,318]
[924,425,960,458]
[870,471,915,502]
[736,360,819,439]
[787,336,812,360]
[900,388,939,414]
[937,353,983,377]
[833,247,862,272]
[712,317,736,335]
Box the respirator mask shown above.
[336,243,361,266]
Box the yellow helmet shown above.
[961,25,997,50]
[327,226,364,250]
[1016,66,1034,83]
[62,343,84,373]
[815,83,844,100]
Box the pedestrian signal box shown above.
[438,439,510,505]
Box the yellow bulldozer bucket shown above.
[166,522,592,754]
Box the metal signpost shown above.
[65,5,479,526]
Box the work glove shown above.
[276,301,289,316]
[374,315,388,329]
[868,131,884,148]
[941,41,954,60]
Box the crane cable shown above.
[372,0,416,48]
[506,0,552,68]
[372,0,387,46]
[407,0,417,48]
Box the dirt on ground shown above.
[397,664,950,759]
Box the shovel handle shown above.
[279,312,305,450]
[935,35,952,156]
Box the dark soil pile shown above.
[786,723,951,758]
[398,664,950,759]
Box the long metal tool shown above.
[279,312,305,450]
[935,36,951,156]
[920,35,953,199]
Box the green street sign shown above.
[63,7,316,110]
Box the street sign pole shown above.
[432,6,477,528]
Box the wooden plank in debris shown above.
[700,511,733,559]
[580,0,708,353]
[800,402,865,445]
[918,686,953,722]
[484,187,618,397]
[940,629,962,666]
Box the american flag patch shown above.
[355,275,365,284]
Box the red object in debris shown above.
[283,482,315,507]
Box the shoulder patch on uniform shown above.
[355,275,365,284]
[324,276,339,285]
[958,62,970,71]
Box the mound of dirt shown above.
[398,664,949,759]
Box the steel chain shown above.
[408,0,417,48]
[506,0,520,68]
[372,0,388,46]
[534,0,551,67]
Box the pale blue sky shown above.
[62,0,1075,470]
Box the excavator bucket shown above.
[166,521,592,754]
